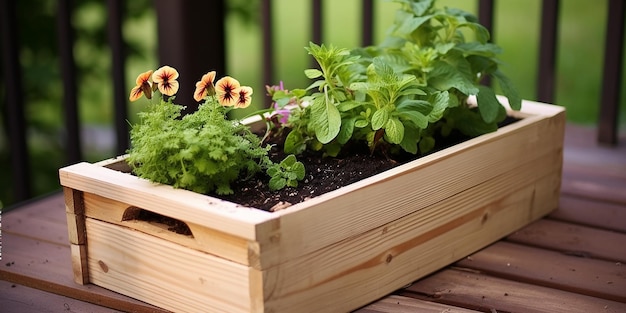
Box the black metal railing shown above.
[1,0,624,205]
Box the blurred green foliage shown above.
[1,0,624,207]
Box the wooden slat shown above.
[2,193,68,245]
[85,218,254,313]
[561,170,626,206]
[550,194,626,233]
[456,241,626,302]
[0,281,125,313]
[401,269,626,313]
[355,295,479,313]
[0,233,168,313]
[507,219,626,262]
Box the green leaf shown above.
[292,162,305,180]
[428,61,479,95]
[305,68,323,79]
[395,15,433,37]
[476,85,500,123]
[310,96,341,144]
[399,125,420,154]
[428,91,449,123]
[280,154,297,167]
[284,129,307,155]
[355,118,369,128]
[396,110,428,129]
[269,176,287,191]
[447,106,498,137]
[384,117,404,144]
[337,117,356,144]
[371,108,389,130]
[419,136,435,154]
[493,70,522,110]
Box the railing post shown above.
[261,0,274,108]
[107,0,129,155]
[361,0,374,47]
[478,0,495,86]
[536,0,560,104]
[598,0,625,146]
[1,0,31,202]
[57,0,82,164]
[154,0,226,115]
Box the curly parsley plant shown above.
[127,66,303,195]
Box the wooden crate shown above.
[59,99,565,313]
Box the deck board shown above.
[550,194,626,232]
[400,268,626,313]
[506,219,626,262]
[1,124,625,312]
[455,241,626,302]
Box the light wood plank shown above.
[456,241,626,302]
[402,269,626,313]
[84,218,257,313]
[507,219,626,262]
[260,169,560,312]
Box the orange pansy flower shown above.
[194,71,217,102]
[215,76,241,107]
[234,86,253,108]
[152,66,179,96]
[129,70,153,101]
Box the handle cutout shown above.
[122,206,193,237]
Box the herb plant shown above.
[268,0,521,157]
[127,66,303,195]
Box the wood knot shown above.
[385,254,393,264]
[481,211,490,224]
[98,260,109,273]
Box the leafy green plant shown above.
[127,66,304,195]
[267,0,521,157]
[266,154,306,191]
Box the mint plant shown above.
[268,0,521,157]
[127,66,304,195]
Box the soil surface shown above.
[220,130,471,212]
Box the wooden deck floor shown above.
[1,124,625,313]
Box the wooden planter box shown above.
[59,99,565,313]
